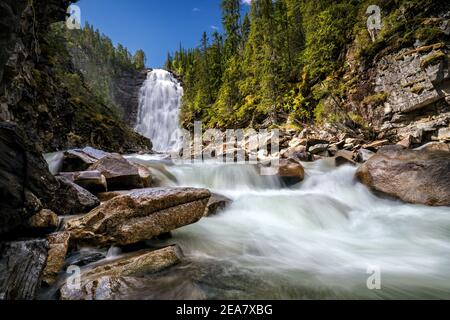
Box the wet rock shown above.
[135,164,153,188]
[397,135,413,149]
[26,209,59,231]
[356,145,450,206]
[277,159,305,186]
[88,154,144,191]
[283,145,313,162]
[97,190,132,202]
[0,239,48,300]
[42,232,70,286]
[335,150,356,167]
[356,149,375,163]
[53,177,100,215]
[59,246,182,300]
[65,188,211,246]
[58,171,107,194]
[205,194,233,217]
[62,147,110,172]
[309,144,329,155]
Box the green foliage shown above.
[51,22,147,116]
[165,0,449,131]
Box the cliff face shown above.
[0,0,151,153]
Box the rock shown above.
[356,149,375,163]
[438,127,450,141]
[58,171,107,194]
[59,246,182,300]
[135,164,153,188]
[362,140,390,151]
[61,147,111,172]
[53,177,100,215]
[288,138,307,148]
[0,240,48,300]
[26,209,59,231]
[283,145,313,162]
[309,144,329,155]
[97,190,133,202]
[65,188,211,246]
[42,232,70,286]
[277,159,305,186]
[415,142,450,152]
[0,122,59,236]
[397,135,413,148]
[88,154,144,191]
[204,194,233,217]
[335,150,356,167]
[356,145,450,206]
[306,139,329,149]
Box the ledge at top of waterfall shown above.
[135,69,184,153]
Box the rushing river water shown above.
[114,155,450,300]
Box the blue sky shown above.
[76,0,250,68]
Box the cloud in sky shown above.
[192,7,200,12]
[211,25,219,30]
[241,0,252,4]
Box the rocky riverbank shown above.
[1,127,449,299]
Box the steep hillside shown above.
[167,0,450,146]
[0,0,151,153]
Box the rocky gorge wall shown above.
[0,0,151,154]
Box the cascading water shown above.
[122,156,450,299]
[135,69,184,152]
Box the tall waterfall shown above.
[135,69,184,152]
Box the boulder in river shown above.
[0,240,48,300]
[204,194,233,217]
[88,154,144,191]
[59,246,182,300]
[62,147,110,172]
[58,171,107,194]
[65,188,211,246]
[335,150,356,167]
[277,159,305,186]
[42,232,70,286]
[356,145,450,206]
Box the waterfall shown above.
[135,69,184,152]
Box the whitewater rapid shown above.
[126,156,450,299]
[135,69,184,152]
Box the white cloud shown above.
[241,0,252,4]
[192,8,200,12]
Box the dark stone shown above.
[0,122,59,236]
[0,239,48,300]
[51,177,100,216]
[205,194,233,217]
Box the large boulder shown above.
[42,232,70,286]
[88,154,144,191]
[356,146,450,206]
[277,159,305,186]
[0,122,59,236]
[65,188,211,246]
[25,209,59,232]
[0,239,48,300]
[59,246,182,300]
[52,177,100,215]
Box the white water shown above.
[135,69,184,152]
[127,156,450,299]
